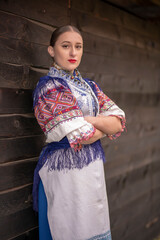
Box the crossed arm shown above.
[81,115,122,144]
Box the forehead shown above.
[56,31,83,44]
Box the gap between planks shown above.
[0,182,32,195]
[0,156,38,167]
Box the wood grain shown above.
[9,227,38,240]
[0,10,52,45]
[0,0,69,27]
[0,0,160,239]
[71,9,160,51]
[0,114,42,138]
[0,158,37,191]
[0,62,47,89]
[0,135,44,163]
[0,207,38,240]
[0,37,51,68]
[0,88,33,114]
[71,0,160,41]
[0,184,33,217]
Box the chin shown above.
[66,65,77,72]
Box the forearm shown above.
[84,115,122,135]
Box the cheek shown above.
[54,50,65,63]
[78,52,83,61]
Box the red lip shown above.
[68,59,77,63]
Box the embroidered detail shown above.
[100,99,115,113]
[107,115,126,140]
[48,66,82,84]
[45,109,82,133]
[33,76,70,108]
[90,83,114,113]
[34,86,83,133]
[67,124,96,151]
[87,230,112,240]
[49,67,100,117]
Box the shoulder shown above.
[83,78,102,97]
[33,75,71,107]
[84,78,102,89]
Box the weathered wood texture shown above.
[0,0,160,239]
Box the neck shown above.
[53,62,74,74]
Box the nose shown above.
[70,46,76,57]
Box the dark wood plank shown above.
[103,129,160,161]
[72,0,160,41]
[110,191,150,229]
[0,135,44,163]
[0,37,51,67]
[71,10,160,51]
[1,58,159,94]
[0,88,33,114]
[123,221,160,240]
[0,207,38,240]
[79,69,160,94]
[107,91,160,108]
[0,62,47,89]
[82,31,160,61]
[0,0,69,27]
[104,141,160,179]
[119,107,160,138]
[9,227,38,240]
[0,114,42,138]
[0,184,33,217]
[0,158,37,191]
[106,163,152,209]
[112,215,160,240]
[110,186,160,227]
[80,52,160,81]
[110,188,160,240]
[0,10,52,45]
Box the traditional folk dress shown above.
[32,65,126,240]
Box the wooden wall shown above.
[0,0,160,239]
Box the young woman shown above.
[32,25,126,240]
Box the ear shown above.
[48,46,54,57]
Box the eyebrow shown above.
[61,41,83,44]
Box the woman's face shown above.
[48,31,83,73]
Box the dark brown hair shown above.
[50,25,82,47]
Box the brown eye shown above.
[76,45,82,49]
[62,45,69,48]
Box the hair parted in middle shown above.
[49,25,82,47]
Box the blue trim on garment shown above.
[38,180,52,240]
[83,78,101,98]
[87,230,112,240]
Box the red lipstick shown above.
[68,59,76,63]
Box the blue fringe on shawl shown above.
[33,137,105,212]
[32,74,106,212]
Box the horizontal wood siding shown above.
[70,1,160,239]
[0,0,68,239]
[0,0,160,239]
